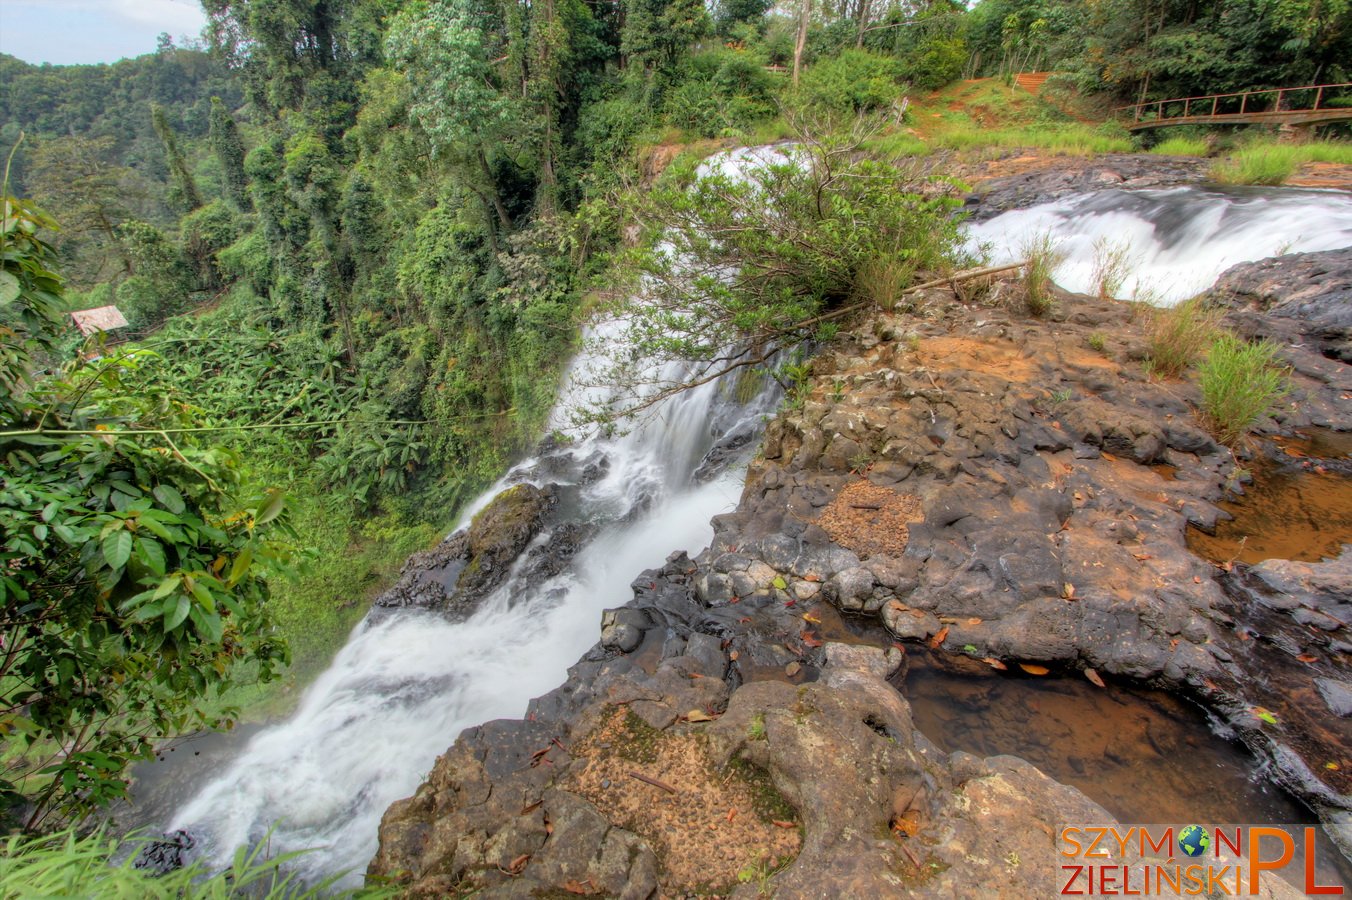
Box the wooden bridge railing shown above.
[1114,82,1352,128]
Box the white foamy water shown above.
[168,316,778,886]
[965,186,1352,305]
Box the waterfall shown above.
[164,315,779,886]
[965,186,1352,305]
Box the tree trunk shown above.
[477,146,512,230]
[793,0,811,86]
[539,107,557,218]
[855,0,871,47]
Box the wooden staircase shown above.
[1015,71,1052,95]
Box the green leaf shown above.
[135,538,166,576]
[152,484,186,515]
[136,514,175,542]
[151,576,179,600]
[255,489,285,526]
[190,607,224,643]
[164,594,191,631]
[0,270,19,305]
[102,529,132,571]
[189,578,216,613]
[227,546,253,586]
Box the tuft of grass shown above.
[1090,236,1135,299]
[934,124,1132,156]
[1211,140,1352,185]
[1199,333,1290,446]
[1144,297,1223,378]
[0,826,391,899]
[852,256,914,311]
[1151,137,1209,156]
[1020,232,1064,317]
[1088,331,1108,352]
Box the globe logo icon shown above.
[1178,825,1211,858]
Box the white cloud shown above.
[0,0,209,63]
[0,0,207,38]
[107,0,208,34]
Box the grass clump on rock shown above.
[1020,232,1064,317]
[1199,333,1290,446]
[1144,297,1223,378]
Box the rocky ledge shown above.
[959,152,1210,220]
[369,267,1350,896]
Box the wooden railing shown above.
[1114,83,1352,130]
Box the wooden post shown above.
[1241,91,1247,114]
[1211,96,1218,116]
[1315,86,1325,109]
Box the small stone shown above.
[1315,678,1352,717]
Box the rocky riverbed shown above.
[365,159,1351,896]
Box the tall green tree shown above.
[386,0,520,236]
[208,97,252,212]
[151,104,203,215]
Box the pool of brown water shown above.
[898,648,1352,888]
[1188,430,1352,566]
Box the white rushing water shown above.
[167,316,778,885]
[965,186,1352,305]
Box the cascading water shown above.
[146,164,1352,888]
[965,185,1352,305]
[161,317,778,886]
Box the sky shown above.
[0,0,208,66]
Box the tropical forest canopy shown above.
[1,0,1350,832]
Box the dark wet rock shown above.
[692,425,756,483]
[372,483,556,616]
[963,154,1209,221]
[1211,249,1352,361]
[133,830,194,875]
[1210,250,1352,430]
[1316,678,1352,717]
[519,522,596,582]
[1249,551,1352,625]
[600,606,650,653]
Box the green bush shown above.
[181,200,242,289]
[1199,333,1290,445]
[899,35,967,90]
[575,93,653,167]
[797,50,903,116]
[664,49,777,138]
[588,114,962,427]
[217,229,273,295]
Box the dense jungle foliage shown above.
[1,0,1350,837]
